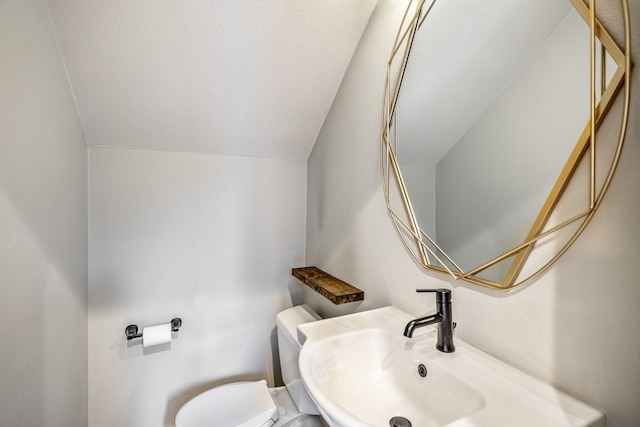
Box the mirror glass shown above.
[392,0,617,283]
[382,0,630,289]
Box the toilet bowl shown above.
[175,305,323,427]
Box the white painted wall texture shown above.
[306,1,640,426]
[88,147,307,426]
[0,0,88,425]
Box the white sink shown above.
[298,306,604,427]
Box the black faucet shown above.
[403,289,455,353]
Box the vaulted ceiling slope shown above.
[47,0,377,161]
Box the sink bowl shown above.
[303,328,484,426]
[298,307,604,427]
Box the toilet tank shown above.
[276,305,321,415]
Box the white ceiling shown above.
[47,0,378,161]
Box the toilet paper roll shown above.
[142,323,172,348]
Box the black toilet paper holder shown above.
[125,318,182,340]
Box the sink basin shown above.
[303,328,484,426]
[298,307,604,427]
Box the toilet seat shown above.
[175,380,279,427]
[175,305,322,427]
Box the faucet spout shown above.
[403,313,442,338]
[403,289,455,353]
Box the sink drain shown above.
[418,363,428,377]
[389,416,412,427]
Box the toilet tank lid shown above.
[276,305,321,347]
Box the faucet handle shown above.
[416,288,451,303]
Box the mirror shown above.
[382,0,631,290]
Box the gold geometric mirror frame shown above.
[382,0,631,290]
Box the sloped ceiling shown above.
[47,0,377,161]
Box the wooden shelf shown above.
[292,266,364,305]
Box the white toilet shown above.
[175,305,323,427]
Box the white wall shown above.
[0,0,88,425]
[306,1,640,426]
[88,147,307,426]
